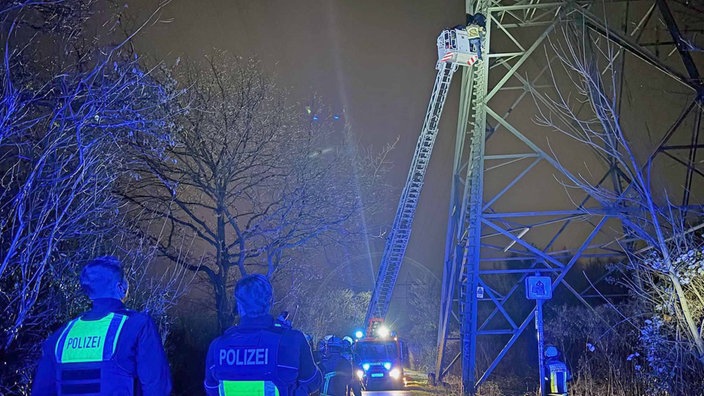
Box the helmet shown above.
[545,345,559,358]
[342,336,354,347]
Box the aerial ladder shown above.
[364,26,482,325]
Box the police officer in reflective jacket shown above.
[204,274,322,396]
[31,256,172,396]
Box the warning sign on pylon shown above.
[525,276,552,300]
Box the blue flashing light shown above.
[362,363,371,371]
[354,330,364,339]
[383,362,392,370]
[333,114,340,120]
[312,115,319,121]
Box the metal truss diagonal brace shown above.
[654,0,704,97]
[572,5,698,92]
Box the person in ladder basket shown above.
[204,274,322,395]
[31,256,172,395]
[465,13,486,61]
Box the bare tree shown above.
[0,1,186,392]
[532,11,704,393]
[122,52,390,332]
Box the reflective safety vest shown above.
[466,25,482,39]
[212,326,298,396]
[219,380,280,395]
[54,313,133,395]
[546,361,568,396]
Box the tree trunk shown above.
[214,270,233,333]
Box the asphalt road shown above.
[359,370,438,395]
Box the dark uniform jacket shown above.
[545,357,570,396]
[204,314,321,396]
[320,353,353,396]
[31,298,172,396]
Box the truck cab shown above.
[352,322,410,391]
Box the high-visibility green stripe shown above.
[111,315,127,355]
[54,319,77,361]
[59,313,114,363]
[219,380,279,396]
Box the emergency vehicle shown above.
[352,319,409,391]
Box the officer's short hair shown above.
[234,274,272,317]
[80,256,125,298]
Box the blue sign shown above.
[525,276,552,299]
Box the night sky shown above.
[124,0,704,315]
[5,2,704,394]
[128,0,467,289]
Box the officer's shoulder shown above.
[206,333,227,349]
[280,327,307,342]
[44,319,73,345]
[117,308,158,327]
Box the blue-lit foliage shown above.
[0,1,178,393]
[533,18,704,394]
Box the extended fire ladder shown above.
[365,28,481,325]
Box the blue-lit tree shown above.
[121,52,391,333]
[0,1,183,392]
[534,16,704,394]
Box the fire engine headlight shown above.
[389,368,401,379]
[356,370,364,380]
[377,326,390,338]
[362,363,370,371]
[383,362,392,370]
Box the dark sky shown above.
[123,1,704,334]
[129,0,467,286]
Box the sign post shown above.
[526,275,552,396]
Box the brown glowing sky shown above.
[124,1,704,317]
[128,0,468,287]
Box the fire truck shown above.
[364,25,480,329]
[352,319,410,391]
[357,25,479,391]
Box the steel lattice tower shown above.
[434,1,704,394]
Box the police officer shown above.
[31,256,172,395]
[543,345,570,396]
[204,274,321,395]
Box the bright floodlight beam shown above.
[377,325,390,338]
